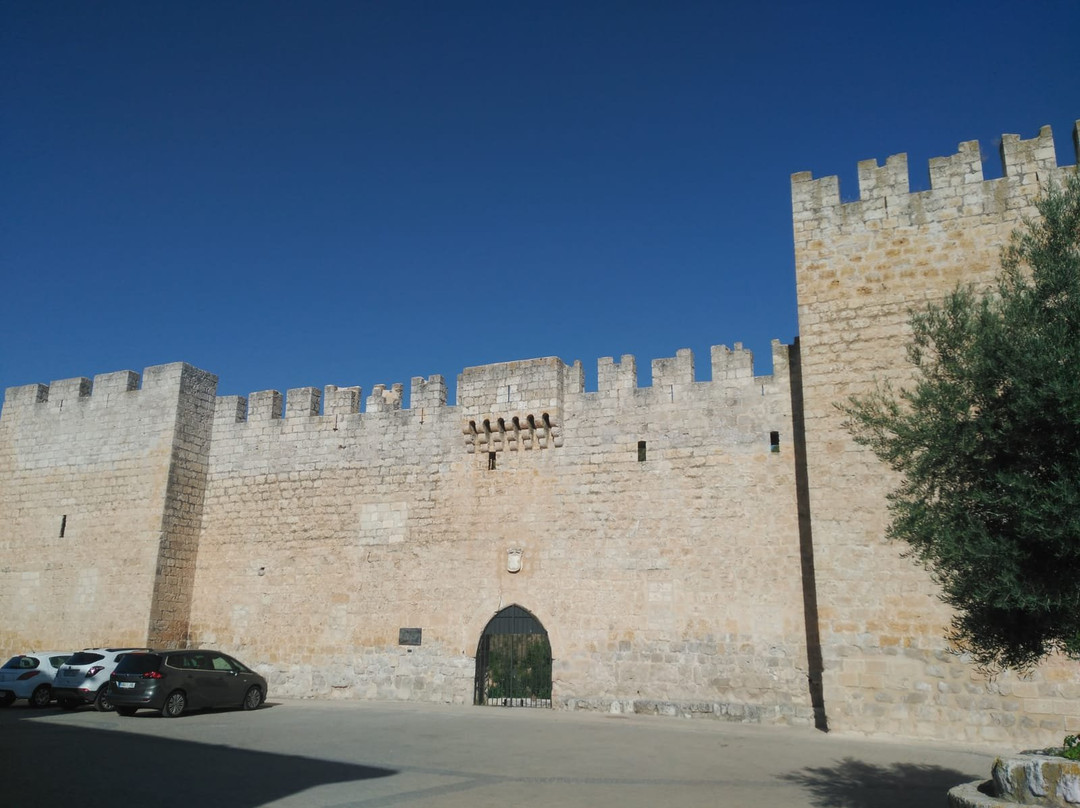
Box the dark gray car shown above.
[109,649,267,717]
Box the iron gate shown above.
[474,605,552,707]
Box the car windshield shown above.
[66,652,105,666]
[2,656,39,670]
[113,654,162,675]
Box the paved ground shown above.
[1,697,994,807]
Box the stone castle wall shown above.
[1,118,1077,747]
[792,121,1080,745]
[188,342,813,722]
[0,363,217,651]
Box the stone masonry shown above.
[0,363,217,650]
[1,118,1077,747]
[792,121,1080,745]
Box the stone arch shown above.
[463,600,564,664]
[473,604,552,707]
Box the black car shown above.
[109,649,267,717]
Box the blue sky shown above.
[2,1,1078,408]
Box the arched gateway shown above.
[473,605,552,707]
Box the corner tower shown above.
[791,122,1080,744]
[0,362,218,650]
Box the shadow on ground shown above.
[780,757,977,808]
[0,706,394,807]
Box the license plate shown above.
[61,669,76,677]
[116,682,135,689]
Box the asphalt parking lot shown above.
[1,697,994,807]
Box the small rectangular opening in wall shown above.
[770,431,780,453]
[638,441,647,462]
[488,452,496,470]
[59,515,67,538]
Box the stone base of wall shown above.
[562,696,816,726]
[258,650,476,705]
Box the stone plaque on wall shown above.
[398,628,422,646]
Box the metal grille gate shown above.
[474,605,552,707]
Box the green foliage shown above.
[483,633,552,701]
[842,170,1080,671]
[1063,735,1080,761]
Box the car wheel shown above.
[242,685,263,711]
[93,686,114,712]
[30,685,52,708]
[0,693,15,708]
[59,698,80,710]
[116,706,138,717]
[161,690,186,718]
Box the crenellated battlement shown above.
[0,362,216,420]
[367,383,404,413]
[208,342,791,429]
[711,340,789,384]
[792,121,1079,233]
[598,341,788,392]
[286,387,321,418]
[411,375,448,410]
[325,385,362,416]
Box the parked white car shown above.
[0,652,72,707]
[53,647,150,711]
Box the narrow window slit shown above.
[770,431,780,453]
[638,441,647,462]
[60,515,67,538]
[488,452,497,470]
